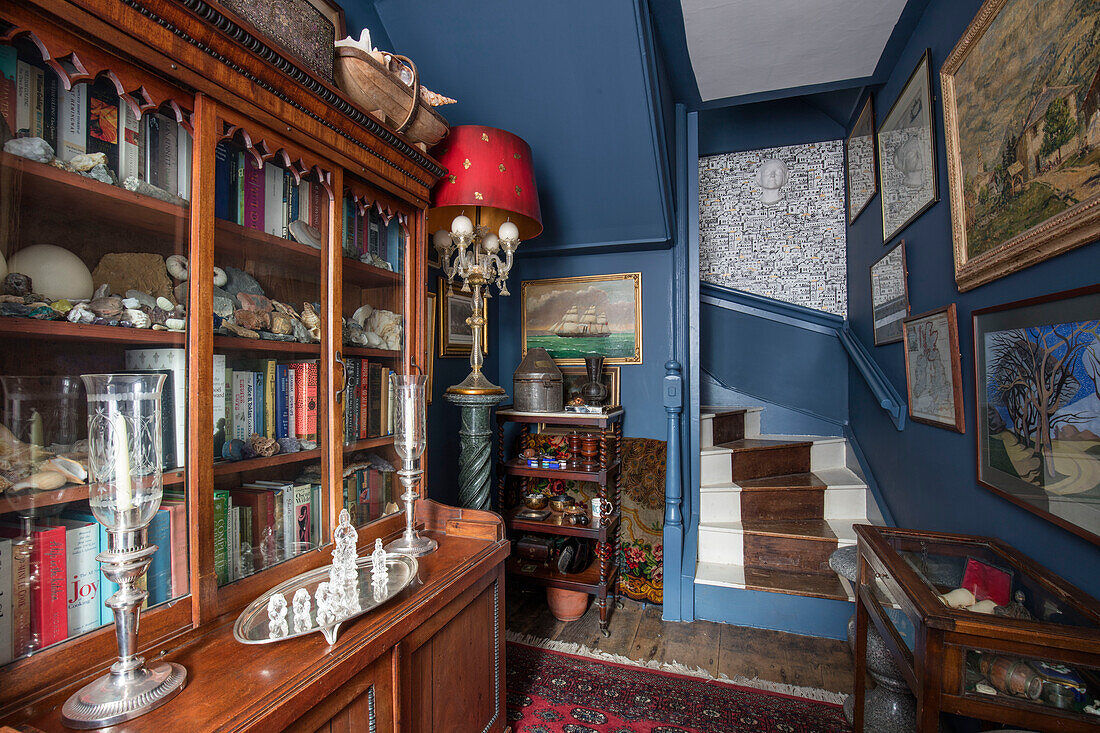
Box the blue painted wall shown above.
[340,0,393,55]
[699,97,845,156]
[846,0,1100,597]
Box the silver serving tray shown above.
[233,553,418,646]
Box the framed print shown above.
[974,284,1100,545]
[521,273,642,365]
[879,49,939,243]
[942,0,1100,292]
[870,241,910,345]
[846,96,878,224]
[425,291,436,403]
[438,277,488,357]
[560,365,621,408]
[903,304,965,432]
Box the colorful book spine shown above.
[214,142,232,222]
[263,359,276,439]
[10,539,31,657]
[41,70,57,152]
[0,538,12,664]
[238,506,253,578]
[57,82,87,162]
[30,65,44,139]
[14,60,31,136]
[368,211,380,258]
[124,349,186,467]
[293,483,312,547]
[368,362,383,438]
[117,97,142,183]
[30,524,66,649]
[158,113,178,196]
[286,368,297,442]
[177,127,192,200]
[293,362,318,440]
[252,371,264,438]
[232,370,250,441]
[144,113,161,189]
[161,500,188,599]
[282,169,292,238]
[0,46,15,136]
[263,162,282,237]
[227,506,240,583]
[54,519,99,636]
[237,151,246,224]
[288,172,299,227]
[146,508,171,606]
[86,78,120,175]
[243,157,265,232]
[310,178,323,228]
[310,485,321,547]
[213,354,227,451]
[213,490,229,586]
[275,364,289,440]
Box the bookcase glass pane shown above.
[0,39,192,664]
[211,133,328,586]
[340,182,405,529]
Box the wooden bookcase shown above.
[0,2,508,730]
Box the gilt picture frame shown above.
[869,240,910,346]
[879,49,939,244]
[941,0,1100,292]
[438,277,488,357]
[902,304,965,432]
[521,273,643,365]
[973,284,1100,546]
[846,96,878,224]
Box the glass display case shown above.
[853,525,1100,732]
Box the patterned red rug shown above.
[506,642,851,732]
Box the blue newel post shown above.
[663,360,683,618]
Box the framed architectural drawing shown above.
[879,49,939,243]
[870,241,910,345]
[437,277,487,357]
[973,285,1100,545]
[846,96,878,224]
[902,304,964,432]
[425,291,436,403]
[941,0,1100,292]
[560,365,621,408]
[521,273,642,365]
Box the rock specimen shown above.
[222,267,265,301]
[3,136,54,163]
[234,309,271,331]
[237,292,273,312]
[69,152,108,172]
[92,253,175,303]
[89,296,123,318]
[3,273,31,296]
[250,433,280,458]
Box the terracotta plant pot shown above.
[546,587,588,622]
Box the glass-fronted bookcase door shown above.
[0,32,196,699]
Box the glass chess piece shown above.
[371,538,389,601]
[329,509,360,616]
[314,581,336,627]
[267,593,288,638]
[292,588,312,634]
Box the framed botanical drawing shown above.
[870,241,910,345]
[879,49,939,243]
[941,0,1100,292]
[437,277,488,357]
[902,304,965,432]
[521,272,642,365]
[973,285,1100,545]
[846,96,878,224]
[560,365,621,408]
[425,291,436,403]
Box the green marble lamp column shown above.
[445,391,507,511]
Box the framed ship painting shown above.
[438,277,488,357]
[521,273,642,365]
[870,241,910,345]
[902,304,965,432]
[846,96,878,224]
[942,0,1100,291]
[974,284,1100,545]
[878,49,939,243]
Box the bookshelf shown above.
[0,2,434,714]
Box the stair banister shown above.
[838,326,906,431]
[663,360,684,594]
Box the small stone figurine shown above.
[292,588,312,634]
[314,581,336,627]
[329,509,361,616]
[267,593,288,638]
[371,538,388,600]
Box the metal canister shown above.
[513,347,562,412]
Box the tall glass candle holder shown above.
[384,373,437,557]
[62,374,186,728]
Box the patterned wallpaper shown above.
[699,141,847,316]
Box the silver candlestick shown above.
[384,373,436,556]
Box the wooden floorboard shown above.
[505,587,854,694]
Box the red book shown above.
[242,157,265,232]
[161,500,189,599]
[309,180,323,229]
[31,525,67,649]
[359,359,370,440]
[229,488,276,569]
[293,361,318,440]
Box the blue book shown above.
[289,180,300,223]
[275,364,289,440]
[146,508,171,606]
[252,372,264,438]
[214,142,231,222]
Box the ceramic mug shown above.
[590,497,605,518]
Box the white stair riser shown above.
[701,415,714,449]
[744,410,761,438]
[694,560,747,588]
[698,527,744,565]
[824,487,867,519]
[701,450,732,484]
[700,489,741,522]
[810,440,846,471]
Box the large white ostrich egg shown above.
[8,244,94,300]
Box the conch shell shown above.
[46,457,87,484]
[13,470,67,492]
[420,87,456,107]
[301,302,322,342]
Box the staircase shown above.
[693,406,883,636]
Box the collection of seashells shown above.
[0,422,87,496]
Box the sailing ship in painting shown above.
[549,306,611,338]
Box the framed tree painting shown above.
[879,49,939,243]
[902,304,965,432]
[438,277,488,357]
[425,291,436,403]
[974,284,1100,545]
[870,240,910,345]
[846,96,878,224]
[521,273,643,365]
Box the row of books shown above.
[341,457,399,528]
[214,140,322,240]
[1,48,192,198]
[342,195,404,272]
[343,360,397,445]
[0,502,185,664]
[213,480,322,586]
[216,357,321,447]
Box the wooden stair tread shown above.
[743,566,849,601]
[741,519,837,541]
[737,472,826,490]
[716,438,814,453]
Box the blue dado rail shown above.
[699,282,905,431]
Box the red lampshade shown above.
[428,125,543,241]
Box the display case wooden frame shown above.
[0,0,447,720]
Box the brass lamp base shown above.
[446,370,506,396]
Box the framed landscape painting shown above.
[438,277,487,357]
[903,304,965,432]
[974,285,1100,545]
[846,96,877,224]
[879,49,939,243]
[942,0,1100,291]
[870,240,910,345]
[521,273,642,365]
